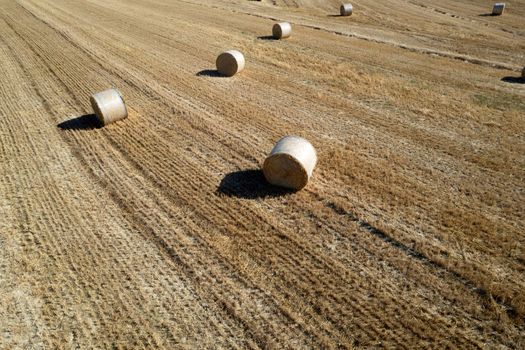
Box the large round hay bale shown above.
[263,136,317,190]
[216,50,245,77]
[340,3,353,16]
[492,3,505,15]
[90,89,128,126]
[272,22,292,39]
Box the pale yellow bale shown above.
[90,89,128,126]
[492,3,505,15]
[340,3,353,16]
[263,136,317,190]
[216,50,245,77]
[272,22,292,39]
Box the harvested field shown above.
[0,0,524,348]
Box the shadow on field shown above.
[324,201,519,318]
[217,169,293,199]
[327,14,342,17]
[257,35,276,40]
[196,69,226,78]
[501,76,524,84]
[478,13,496,16]
[57,114,101,130]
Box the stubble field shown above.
[0,0,524,348]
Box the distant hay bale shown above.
[272,22,292,39]
[340,4,353,16]
[216,50,245,77]
[263,136,317,190]
[492,3,505,15]
[90,89,128,126]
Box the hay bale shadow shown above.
[327,14,342,17]
[257,35,277,41]
[196,69,227,78]
[501,76,524,84]
[217,169,293,199]
[57,114,101,130]
[479,13,496,16]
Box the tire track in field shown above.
[0,49,46,346]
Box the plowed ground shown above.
[0,0,524,348]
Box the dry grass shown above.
[0,0,524,348]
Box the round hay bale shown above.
[340,3,353,16]
[492,3,505,15]
[272,22,292,39]
[216,50,245,77]
[263,136,317,190]
[90,89,128,126]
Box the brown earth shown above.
[0,0,524,348]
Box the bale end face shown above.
[272,22,292,39]
[90,95,104,125]
[90,89,128,126]
[492,3,505,15]
[340,4,353,16]
[216,50,245,77]
[263,154,309,190]
[263,136,317,191]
